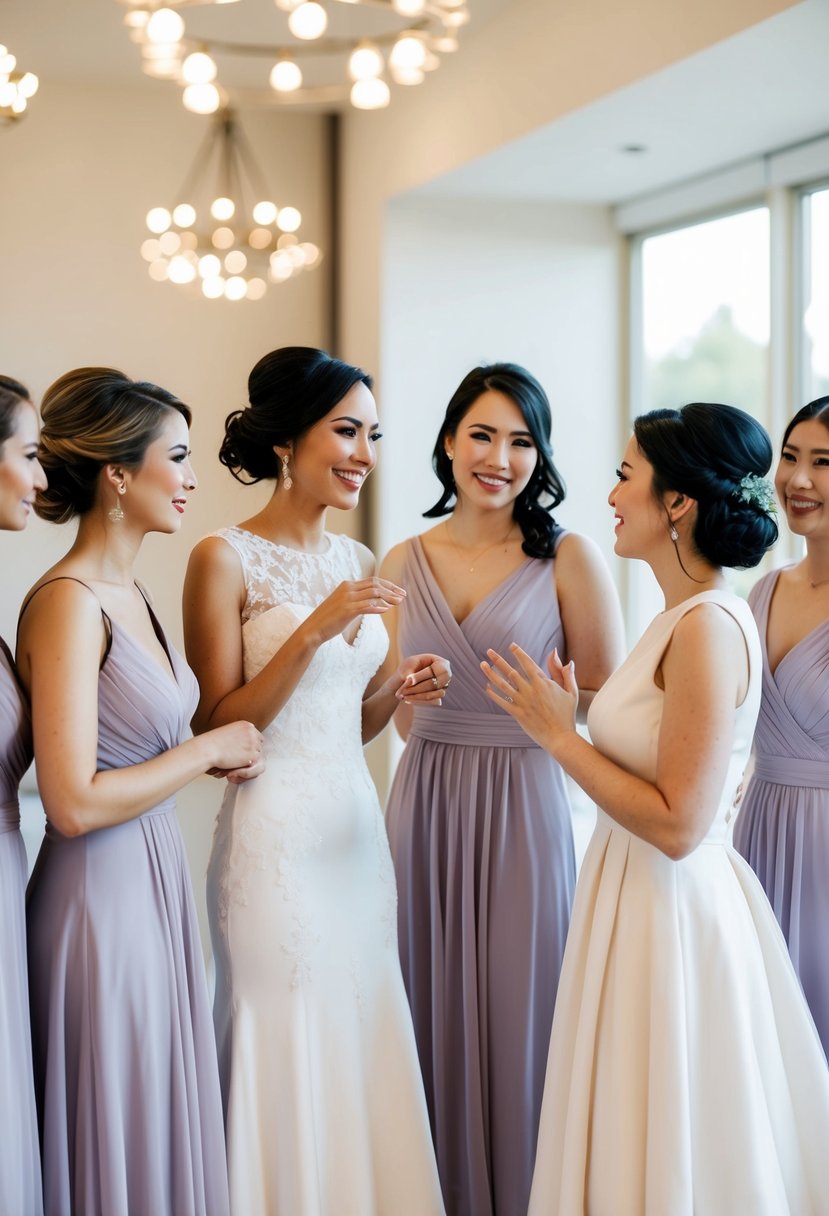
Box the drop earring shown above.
[281,453,293,490]
[108,486,125,523]
[669,525,679,542]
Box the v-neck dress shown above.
[385,534,576,1216]
[734,567,829,1055]
[25,584,230,1216]
[0,637,42,1216]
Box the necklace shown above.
[447,519,517,573]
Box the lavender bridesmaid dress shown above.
[0,637,42,1216]
[385,535,576,1216]
[734,567,829,1055]
[26,583,230,1216]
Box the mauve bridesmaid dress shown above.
[385,535,576,1216]
[0,637,42,1216]
[734,567,829,1054]
[26,582,230,1216]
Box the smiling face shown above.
[775,417,829,539]
[119,409,196,534]
[0,399,47,531]
[286,380,380,510]
[608,435,672,559]
[445,389,538,508]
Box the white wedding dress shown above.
[206,527,444,1216]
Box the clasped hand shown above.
[385,654,452,706]
[481,645,578,750]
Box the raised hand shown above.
[305,578,406,646]
[480,644,578,751]
[389,654,452,706]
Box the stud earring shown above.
[281,453,293,490]
[108,486,125,524]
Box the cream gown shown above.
[528,590,829,1216]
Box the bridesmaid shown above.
[734,395,829,1053]
[0,375,45,1216]
[17,367,263,1216]
[381,363,624,1216]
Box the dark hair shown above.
[36,367,192,524]
[423,363,566,560]
[220,346,374,484]
[0,375,31,446]
[781,395,829,449]
[633,402,778,569]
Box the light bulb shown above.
[141,238,162,262]
[211,227,235,250]
[350,77,390,110]
[123,8,150,28]
[288,2,327,40]
[391,65,425,85]
[10,95,26,114]
[270,59,303,92]
[172,203,196,228]
[276,206,301,233]
[0,54,16,75]
[249,227,273,250]
[211,197,235,221]
[17,72,38,98]
[181,51,217,84]
[270,251,294,281]
[198,254,222,278]
[393,0,426,13]
[146,207,172,234]
[299,242,321,267]
[149,259,170,282]
[224,276,248,301]
[224,249,248,274]
[247,278,267,300]
[389,35,426,71]
[159,230,182,255]
[182,82,220,114]
[168,255,197,284]
[146,7,185,45]
[433,34,458,52]
[348,45,383,81]
[202,276,225,299]
[0,82,16,108]
[277,232,298,249]
[442,6,469,25]
[252,200,277,225]
[274,0,303,9]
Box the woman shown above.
[183,346,446,1216]
[734,395,829,1054]
[18,367,263,1216]
[381,363,623,1216]
[484,403,829,1214]
[0,375,45,1216]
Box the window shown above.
[801,185,829,403]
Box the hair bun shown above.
[695,495,778,569]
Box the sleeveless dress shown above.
[385,535,576,1216]
[528,590,829,1216]
[26,584,230,1216]
[0,638,42,1216]
[734,567,829,1054]
[206,528,443,1216]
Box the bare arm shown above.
[554,532,625,721]
[17,581,262,838]
[482,603,747,860]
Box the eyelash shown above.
[173,451,191,463]
[337,427,382,442]
[469,432,533,448]
[781,453,829,466]
[615,467,627,481]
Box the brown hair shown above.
[0,375,31,447]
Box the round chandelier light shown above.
[119,0,469,112]
[0,43,39,125]
[141,108,321,301]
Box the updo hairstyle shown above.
[633,402,778,569]
[423,362,566,560]
[781,395,829,448]
[0,375,31,447]
[219,346,373,484]
[36,367,191,525]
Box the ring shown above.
[431,675,439,689]
[504,695,513,704]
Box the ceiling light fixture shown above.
[0,43,39,125]
[141,108,321,302]
[118,0,469,112]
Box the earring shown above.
[108,486,125,524]
[281,453,292,490]
[669,526,679,542]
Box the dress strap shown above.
[18,576,113,665]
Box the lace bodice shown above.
[212,527,388,760]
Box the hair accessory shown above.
[108,486,125,524]
[734,472,776,514]
[281,452,292,490]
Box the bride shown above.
[183,346,447,1216]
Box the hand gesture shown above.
[205,720,265,782]
[480,645,578,751]
[305,578,406,646]
[386,654,452,706]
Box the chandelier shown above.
[0,43,39,125]
[141,108,321,301]
[119,0,469,112]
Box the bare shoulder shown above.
[187,532,243,573]
[555,531,609,576]
[669,600,747,667]
[21,572,101,627]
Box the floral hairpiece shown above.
[733,472,776,514]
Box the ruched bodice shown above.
[0,637,31,833]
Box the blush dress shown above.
[385,535,576,1216]
[26,581,229,1216]
[0,637,42,1216]
[205,528,443,1216]
[528,591,829,1216]
[734,567,829,1054]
